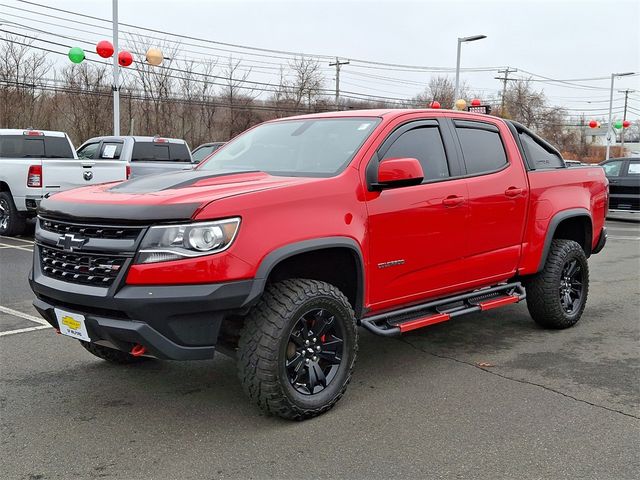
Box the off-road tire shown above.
[237,279,358,420]
[0,191,27,237]
[79,341,149,364]
[525,239,589,329]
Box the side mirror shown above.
[374,157,424,189]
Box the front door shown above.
[365,119,469,311]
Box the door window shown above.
[627,161,640,176]
[100,142,123,159]
[77,142,100,160]
[602,161,623,176]
[381,127,449,182]
[455,124,507,175]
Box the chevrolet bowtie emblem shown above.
[56,233,87,252]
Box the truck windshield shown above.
[199,118,380,177]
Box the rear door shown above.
[452,119,529,283]
[43,136,126,192]
[129,140,193,178]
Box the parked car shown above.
[76,136,193,179]
[600,157,640,212]
[191,142,225,164]
[30,109,608,420]
[0,129,127,236]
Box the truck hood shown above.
[39,170,317,223]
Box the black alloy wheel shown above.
[559,259,584,315]
[285,308,344,395]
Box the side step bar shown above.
[361,282,526,337]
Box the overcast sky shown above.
[3,0,639,119]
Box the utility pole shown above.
[618,88,635,149]
[112,0,120,136]
[329,57,349,108]
[495,67,517,115]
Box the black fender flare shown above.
[537,208,592,272]
[241,237,366,317]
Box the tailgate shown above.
[42,159,127,193]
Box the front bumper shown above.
[30,272,256,360]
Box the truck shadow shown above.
[36,304,545,429]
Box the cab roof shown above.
[274,108,493,121]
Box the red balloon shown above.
[118,51,133,67]
[588,120,598,129]
[429,101,441,109]
[622,120,631,128]
[96,40,114,58]
[471,98,481,106]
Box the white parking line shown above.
[0,305,49,326]
[0,242,33,252]
[608,235,640,240]
[0,325,50,337]
[0,235,34,245]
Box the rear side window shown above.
[628,161,640,175]
[519,131,564,169]
[381,127,449,181]
[455,123,507,175]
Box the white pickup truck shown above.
[0,129,127,236]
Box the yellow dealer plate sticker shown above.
[54,308,90,342]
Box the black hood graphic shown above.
[109,170,258,194]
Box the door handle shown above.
[505,187,523,197]
[442,195,465,207]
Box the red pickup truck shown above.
[30,109,608,420]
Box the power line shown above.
[0,33,428,107]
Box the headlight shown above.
[136,217,241,264]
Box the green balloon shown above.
[613,120,623,129]
[68,47,85,64]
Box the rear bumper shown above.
[30,274,256,360]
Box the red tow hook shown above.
[130,344,147,357]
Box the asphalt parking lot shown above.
[1,219,639,480]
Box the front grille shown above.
[40,246,127,287]
[40,219,142,240]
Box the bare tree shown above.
[284,56,324,111]
[221,58,257,139]
[0,34,50,128]
[413,75,468,108]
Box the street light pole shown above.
[112,0,120,136]
[606,72,635,161]
[454,34,486,107]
